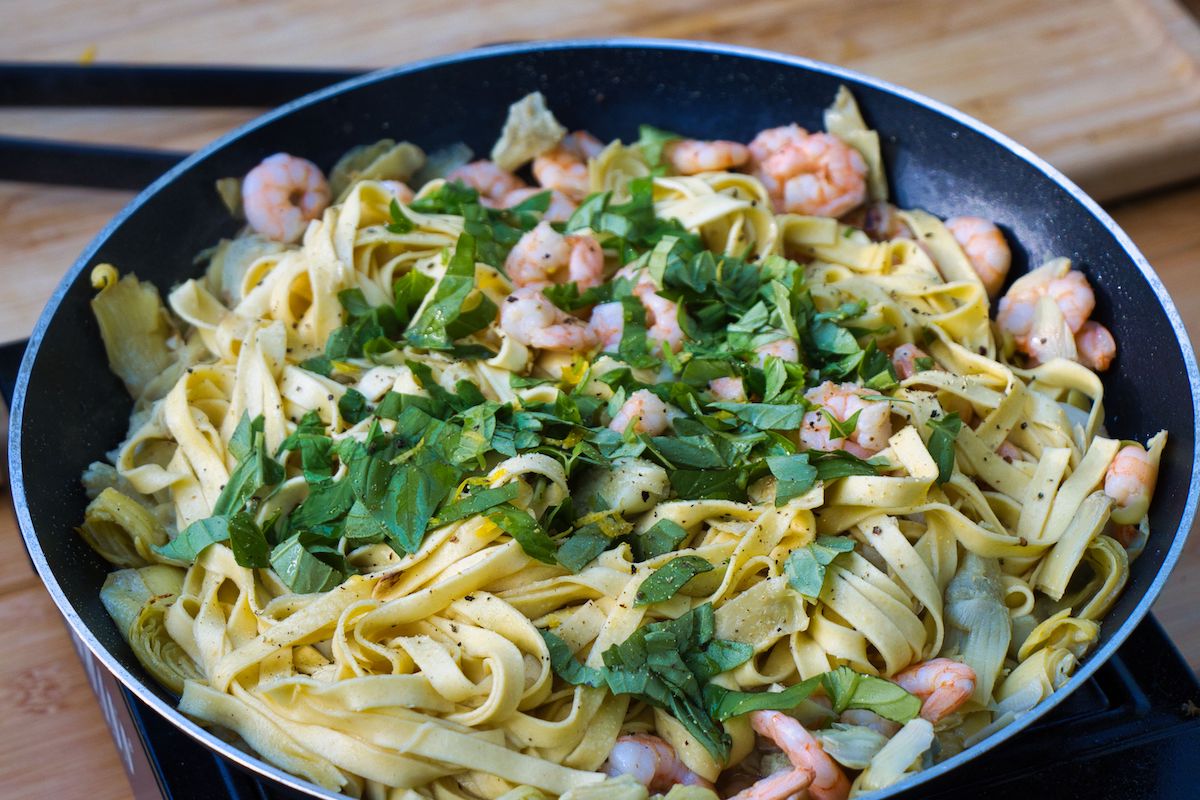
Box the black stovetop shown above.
[3,337,1198,799]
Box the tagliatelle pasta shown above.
[77,89,1165,800]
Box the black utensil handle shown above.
[0,63,368,107]
[0,136,187,189]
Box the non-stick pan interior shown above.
[11,40,1197,797]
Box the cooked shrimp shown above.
[501,187,578,222]
[894,658,976,723]
[1104,444,1157,514]
[589,301,625,351]
[499,287,596,352]
[997,269,1095,349]
[748,125,867,217]
[664,139,750,175]
[616,268,686,354]
[755,337,800,365]
[945,216,1011,298]
[709,376,747,402]
[861,201,913,242]
[533,130,604,201]
[839,708,901,738]
[891,343,930,380]
[604,734,712,792]
[380,180,415,204]
[609,389,677,436]
[241,153,332,243]
[1075,320,1116,372]
[728,710,849,800]
[504,221,605,291]
[800,381,892,458]
[446,160,526,204]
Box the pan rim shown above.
[10,36,1200,799]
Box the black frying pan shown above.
[9,39,1199,799]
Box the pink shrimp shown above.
[1104,444,1157,515]
[589,301,625,351]
[446,160,526,205]
[614,268,685,354]
[839,708,901,738]
[996,440,1026,463]
[499,287,596,352]
[664,139,751,175]
[241,153,332,243]
[604,734,712,792]
[728,710,849,800]
[997,268,1096,350]
[945,216,1012,298]
[501,186,578,222]
[609,389,677,436]
[800,381,892,458]
[755,337,800,366]
[504,221,605,291]
[1075,320,1117,372]
[748,125,867,218]
[380,180,415,204]
[894,658,976,723]
[709,376,748,402]
[891,343,930,380]
[860,201,913,242]
[533,131,604,201]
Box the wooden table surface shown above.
[2,2,1199,798]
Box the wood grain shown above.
[1,2,1199,798]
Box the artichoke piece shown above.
[205,234,286,305]
[90,269,178,400]
[100,566,202,694]
[77,487,170,568]
[664,786,719,800]
[574,457,669,517]
[329,139,426,200]
[490,91,567,172]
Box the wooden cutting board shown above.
[3,0,1200,202]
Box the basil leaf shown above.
[669,468,748,501]
[393,269,436,325]
[406,234,498,348]
[637,124,681,167]
[539,629,606,688]
[556,526,610,572]
[630,518,689,561]
[648,435,728,469]
[811,450,886,481]
[288,477,355,532]
[711,402,807,431]
[227,511,270,568]
[487,503,558,564]
[821,665,921,723]
[704,675,823,721]
[542,281,614,312]
[212,414,284,517]
[926,411,963,484]
[269,533,341,594]
[153,516,228,562]
[384,462,458,554]
[914,356,935,372]
[634,556,713,606]
[822,408,861,440]
[784,535,856,599]
[435,482,520,526]
[766,454,818,505]
[276,410,333,483]
[338,388,369,425]
[386,198,415,233]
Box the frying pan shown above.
[9,39,1199,799]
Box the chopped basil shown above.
[487,503,558,564]
[766,454,818,505]
[821,665,922,723]
[926,411,963,484]
[634,555,714,606]
[784,535,856,599]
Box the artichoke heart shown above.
[100,566,202,694]
[77,487,170,568]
